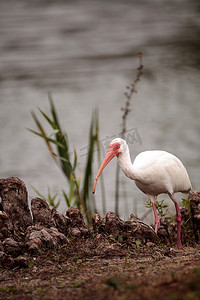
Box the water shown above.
[0,0,199,220]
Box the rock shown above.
[92,214,105,233]
[0,251,13,268]
[0,211,13,240]
[1,177,198,259]
[0,251,6,262]
[190,191,200,243]
[50,207,68,235]
[157,217,172,245]
[129,213,140,221]
[103,211,157,244]
[3,238,22,257]
[31,198,68,235]
[0,177,32,240]
[179,207,195,245]
[13,256,30,268]
[31,198,55,227]
[0,241,3,251]
[27,240,42,255]
[26,227,51,255]
[25,226,68,255]
[66,207,89,237]
[105,212,124,238]
[124,218,157,244]
[46,227,68,245]
[180,207,190,223]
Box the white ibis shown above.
[93,138,191,247]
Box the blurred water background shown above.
[0,0,199,221]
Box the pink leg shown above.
[175,202,181,247]
[152,202,159,234]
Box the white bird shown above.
[93,138,191,247]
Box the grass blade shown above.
[47,93,73,180]
[27,129,64,149]
[82,110,100,218]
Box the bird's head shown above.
[93,138,127,193]
[109,138,127,156]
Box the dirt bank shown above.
[0,177,200,299]
[0,244,200,300]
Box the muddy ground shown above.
[0,242,199,300]
[0,178,200,300]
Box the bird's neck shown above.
[117,148,138,181]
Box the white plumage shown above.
[93,138,191,247]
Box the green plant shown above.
[182,197,191,211]
[135,240,141,248]
[31,186,60,209]
[28,93,102,224]
[145,198,168,218]
[124,251,134,268]
[27,260,34,268]
[118,235,124,242]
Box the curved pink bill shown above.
[93,150,116,194]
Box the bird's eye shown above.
[116,144,120,148]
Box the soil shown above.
[0,178,200,300]
[0,242,199,300]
